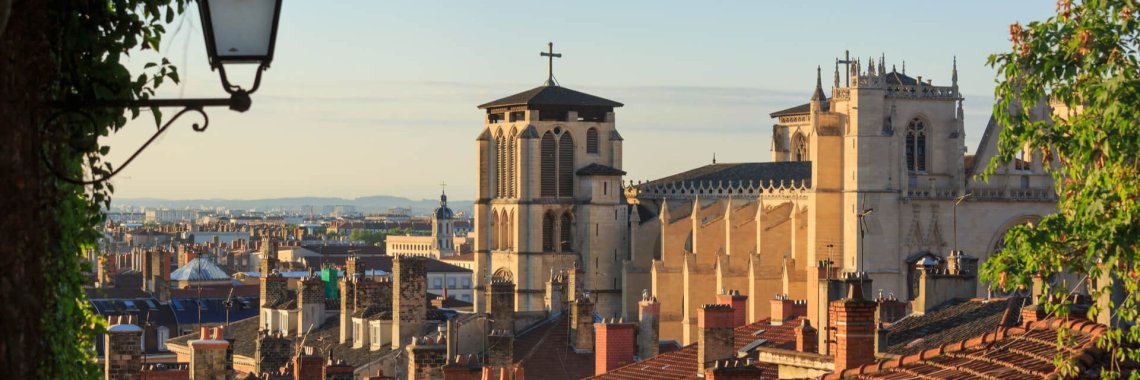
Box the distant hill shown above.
[111,195,472,216]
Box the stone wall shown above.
[392,256,426,349]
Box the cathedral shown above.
[471,49,1057,346]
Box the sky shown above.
[106,1,1057,201]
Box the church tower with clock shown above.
[472,43,629,318]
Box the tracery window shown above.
[560,212,574,252]
[541,132,556,197]
[792,133,808,161]
[508,128,517,197]
[558,133,575,196]
[542,212,555,252]
[905,118,927,172]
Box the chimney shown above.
[829,281,878,373]
[703,358,765,380]
[489,277,516,334]
[255,330,291,375]
[298,271,327,336]
[104,318,143,380]
[638,292,661,359]
[406,335,448,379]
[1021,304,1046,326]
[567,266,583,302]
[291,352,324,380]
[339,274,357,344]
[769,294,806,326]
[875,292,907,324]
[544,271,566,315]
[259,271,287,329]
[486,329,514,370]
[595,319,637,375]
[571,294,596,353]
[697,304,735,377]
[715,290,747,328]
[392,256,427,349]
[345,256,362,279]
[189,327,230,380]
[323,354,355,380]
[794,319,817,353]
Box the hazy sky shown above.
[106,1,1056,201]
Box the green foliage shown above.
[349,229,388,246]
[42,1,188,378]
[981,0,1139,378]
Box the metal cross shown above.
[440,181,447,194]
[540,42,562,86]
[836,50,853,87]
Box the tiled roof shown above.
[885,298,1018,356]
[513,315,595,380]
[441,253,474,262]
[829,318,1112,380]
[576,163,627,177]
[591,317,800,380]
[478,85,624,109]
[770,100,830,118]
[637,162,812,190]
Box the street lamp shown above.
[49,0,284,185]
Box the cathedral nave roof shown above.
[478,85,624,109]
[637,161,812,190]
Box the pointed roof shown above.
[811,66,827,101]
[169,257,231,282]
[478,84,624,109]
[883,69,921,85]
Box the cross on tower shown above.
[540,42,562,86]
[440,181,447,194]
[836,50,853,87]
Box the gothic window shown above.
[542,212,555,252]
[541,132,556,197]
[508,128,517,198]
[560,211,574,252]
[792,133,808,161]
[490,209,499,250]
[479,146,488,198]
[500,211,510,251]
[559,133,575,197]
[586,127,599,154]
[496,131,506,198]
[508,210,515,249]
[906,118,927,172]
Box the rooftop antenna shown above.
[857,194,874,274]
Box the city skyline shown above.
[105,1,1055,200]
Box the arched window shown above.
[792,133,808,161]
[490,209,499,250]
[499,211,509,251]
[496,131,506,198]
[541,132,556,197]
[508,128,517,198]
[905,118,927,172]
[560,211,574,252]
[586,127,599,154]
[542,212,555,252]
[507,210,515,249]
[559,133,575,197]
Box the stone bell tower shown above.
[473,43,628,316]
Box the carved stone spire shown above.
[833,62,840,88]
[811,66,826,101]
[879,53,885,74]
[951,56,958,87]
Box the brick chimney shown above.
[406,335,448,380]
[392,256,427,349]
[638,292,660,359]
[104,317,143,380]
[829,280,878,373]
[697,304,735,377]
[345,256,362,279]
[486,329,515,369]
[595,319,637,375]
[794,319,817,353]
[875,292,907,324]
[339,274,357,344]
[189,327,230,380]
[571,293,596,353]
[323,354,355,380]
[1021,304,1046,326]
[770,294,806,326]
[150,249,172,304]
[292,352,323,380]
[715,290,747,328]
[298,270,326,335]
[259,271,287,329]
[255,330,291,375]
[489,278,516,334]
